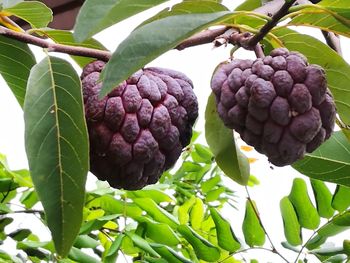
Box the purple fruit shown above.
[82,61,198,190]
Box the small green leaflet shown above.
[205,94,250,185]
[3,1,52,28]
[24,56,89,257]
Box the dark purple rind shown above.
[211,48,336,166]
[82,61,198,190]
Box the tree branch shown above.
[247,0,298,47]
[0,26,112,61]
[176,27,229,50]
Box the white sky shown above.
[0,0,349,262]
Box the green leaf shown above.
[127,189,174,203]
[74,235,100,249]
[210,207,241,252]
[272,28,350,126]
[307,211,350,250]
[178,195,196,224]
[0,178,18,192]
[133,198,179,228]
[24,56,89,257]
[68,247,100,263]
[288,178,320,230]
[288,6,350,37]
[242,200,265,247]
[86,195,143,219]
[3,1,52,28]
[150,243,192,263]
[104,234,124,263]
[332,185,350,212]
[201,174,221,194]
[9,229,31,241]
[235,0,262,11]
[190,198,204,230]
[126,232,160,258]
[280,197,302,246]
[100,11,231,97]
[293,132,350,187]
[205,94,250,185]
[0,217,13,231]
[19,190,38,209]
[74,0,169,42]
[80,214,119,235]
[310,179,335,219]
[139,0,229,27]
[0,35,36,106]
[38,29,107,68]
[192,144,214,164]
[177,225,220,262]
[205,186,225,202]
[139,218,180,246]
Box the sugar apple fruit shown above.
[211,48,336,166]
[82,61,198,190]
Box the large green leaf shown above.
[150,244,192,263]
[272,28,350,125]
[306,211,350,250]
[74,0,169,42]
[0,35,35,106]
[3,1,52,28]
[24,56,89,257]
[205,94,250,185]
[38,29,107,67]
[293,132,350,187]
[100,11,231,97]
[288,7,350,37]
[235,0,262,11]
[177,225,220,262]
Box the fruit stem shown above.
[247,0,298,47]
[254,44,265,58]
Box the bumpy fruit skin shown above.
[211,48,336,166]
[82,61,198,190]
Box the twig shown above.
[0,209,43,215]
[254,44,265,58]
[0,26,112,61]
[294,230,317,263]
[245,187,290,263]
[176,27,229,50]
[322,31,342,55]
[248,0,298,47]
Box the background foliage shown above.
[0,0,349,262]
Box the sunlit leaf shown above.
[3,1,52,28]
